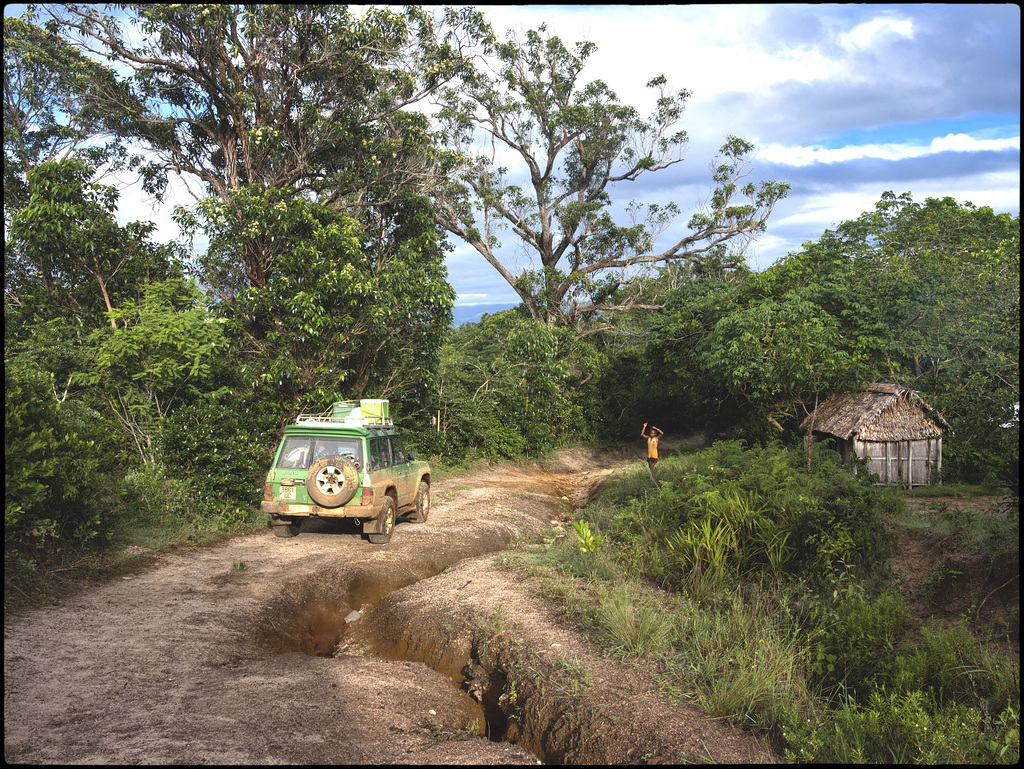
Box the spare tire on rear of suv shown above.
[306,454,360,507]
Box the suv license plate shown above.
[279,486,296,500]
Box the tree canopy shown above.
[45,3,491,289]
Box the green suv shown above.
[261,400,430,543]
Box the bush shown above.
[160,396,275,505]
[593,441,895,588]
[895,620,1020,714]
[5,361,110,558]
[114,463,263,548]
[811,592,911,701]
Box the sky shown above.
[8,4,1019,309]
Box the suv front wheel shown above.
[367,495,396,545]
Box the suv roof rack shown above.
[295,400,393,428]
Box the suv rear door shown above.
[388,434,416,508]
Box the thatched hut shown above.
[801,383,951,487]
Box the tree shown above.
[412,309,605,460]
[6,159,182,329]
[722,192,1019,481]
[176,185,455,411]
[76,278,227,465]
[47,3,491,290]
[696,289,865,434]
[3,10,128,221]
[432,24,789,331]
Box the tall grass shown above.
[667,586,813,730]
[592,582,674,657]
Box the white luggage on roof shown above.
[296,399,392,427]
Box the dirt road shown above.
[4,446,773,764]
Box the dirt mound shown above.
[890,495,1019,642]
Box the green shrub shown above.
[483,423,528,460]
[114,463,262,549]
[832,690,1001,763]
[5,362,110,557]
[160,396,273,504]
[811,592,910,701]
[595,440,895,587]
[895,620,1020,714]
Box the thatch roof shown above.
[801,383,951,441]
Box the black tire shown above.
[306,454,359,508]
[368,495,396,544]
[271,517,301,538]
[411,480,429,523]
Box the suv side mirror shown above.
[407,452,415,461]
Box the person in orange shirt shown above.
[642,422,663,468]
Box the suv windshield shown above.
[276,436,363,470]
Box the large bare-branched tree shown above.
[433,25,789,332]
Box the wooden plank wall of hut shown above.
[853,438,941,487]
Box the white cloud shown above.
[757,133,1020,167]
[841,14,915,51]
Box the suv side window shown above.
[390,435,408,465]
[370,437,392,470]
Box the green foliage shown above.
[596,441,894,590]
[572,442,1018,763]
[7,159,182,326]
[416,310,602,461]
[3,11,128,217]
[592,582,673,657]
[785,691,1019,764]
[696,288,867,431]
[113,464,263,550]
[770,193,1019,482]
[645,192,1018,482]
[668,587,811,728]
[159,394,275,505]
[666,516,738,598]
[572,520,603,552]
[180,186,454,414]
[894,621,1019,715]
[76,278,228,464]
[810,592,911,701]
[5,361,109,557]
[45,4,490,212]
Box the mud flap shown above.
[362,512,387,535]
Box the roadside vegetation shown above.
[4,6,1020,762]
[498,442,1019,763]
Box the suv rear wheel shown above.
[368,495,396,544]
[270,516,301,538]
